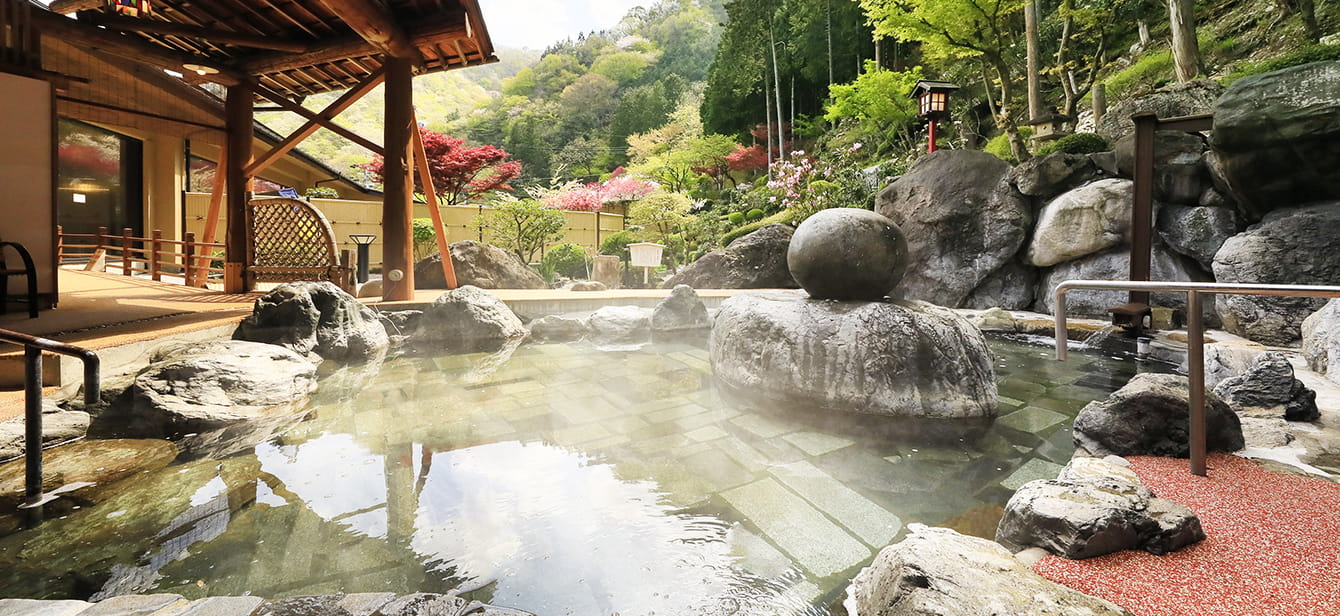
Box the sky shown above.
[478,0,651,49]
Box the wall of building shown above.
[0,73,57,303]
[181,194,625,269]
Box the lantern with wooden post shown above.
[911,80,959,153]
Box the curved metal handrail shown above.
[1054,279,1340,476]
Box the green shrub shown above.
[411,218,438,261]
[1103,49,1175,102]
[745,208,765,222]
[599,230,644,261]
[983,127,1034,164]
[1224,44,1340,84]
[542,243,589,279]
[1036,133,1112,157]
[720,210,796,246]
[727,212,746,226]
[304,186,339,199]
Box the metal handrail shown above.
[0,328,99,509]
[1054,280,1340,476]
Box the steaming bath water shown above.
[0,335,1169,614]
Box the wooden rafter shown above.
[80,12,311,53]
[318,0,420,61]
[46,0,101,13]
[241,16,465,76]
[245,68,386,177]
[31,7,242,84]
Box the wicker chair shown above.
[248,197,352,290]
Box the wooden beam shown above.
[31,8,243,85]
[224,83,254,294]
[81,12,311,53]
[241,16,465,75]
[46,0,101,14]
[318,0,420,61]
[245,69,385,177]
[381,56,415,301]
[411,111,457,290]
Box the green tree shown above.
[591,51,652,83]
[476,198,566,263]
[629,190,694,240]
[860,0,1031,160]
[824,62,924,153]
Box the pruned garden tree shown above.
[475,198,566,263]
[363,126,522,206]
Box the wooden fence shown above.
[57,226,226,287]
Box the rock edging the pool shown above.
[0,590,535,616]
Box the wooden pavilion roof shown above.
[39,0,496,99]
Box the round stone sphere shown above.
[787,208,909,301]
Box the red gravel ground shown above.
[1033,453,1340,616]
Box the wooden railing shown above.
[57,226,226,287]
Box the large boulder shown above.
[1073,373,1244,457]
[1011,152,1105,200]
[996,457,1205,559]
[845,525,1134,616]
[1213,202,1340,345]
[233,282,387,363]
[1027,179,1135,267]
[106,341,318,455]
[876,150,1032,307]
[415,241,547,289]
[0,402,89,462]
[1156,204,1239,271]
[1115,131,1210,205]
[1302,299,1340,384]
[651,285,709,331]
[1209,61,1340,221]
[527,314,589,342]
[588,305,652,342]
[710,290,996,420]
[1095,79,1223,139]
[962,261,1038,311]
[664,224,798,289]
[417,286,526,352]
[1212,352,1319,422]
[787,208,908,301]
[1036,244,1206,316]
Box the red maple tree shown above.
[362,127,522,205]
[725,144,769,173]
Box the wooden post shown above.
[197,147,227,284]
[184,232,197,287]
[339,248,355,293]
[1129,112,1156,307]
[95,226,107,255]
[121,227,133,276]
[411,112,458,289]
[381,56,415,301]
[224,82,254,293]
[150,229,162,281]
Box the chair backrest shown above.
[248,197,342,283]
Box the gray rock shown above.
[1027,179,1135,267]
[1213,352,1319,422]
[0,600,92,616]
[876,150,1032,307]
[997,471,1204,559]
[1157,204,1240,270]
[375,593,533,616]
[664,224,798,289]
[1096,79,1223,139]
[961,261,1038,310]
[0,409,90,462]
[651,285,709,331]
[1213,202,1340,345]
[1302,299,1340,384]
[115,340,317,443]
[711,290,996,419]
[527,314,589,342]
[588,305,652,342]
[255,593,396,616]
[1209,61,1340,221]
[1202,341,1269,388]
[81,594,186,616]
[415,241,547,289]
[234,282,388,363]
[567,280,608,291]
[845,525,1134,616]
[1036,244,1206,316]
[1240,417,1296,448]
[1012,151,1103,199]
[377,309,422,338]
[417,286,526,352]
[1115,131,1210,205]
[787,208,909,301]
[1073,373,1244,457]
